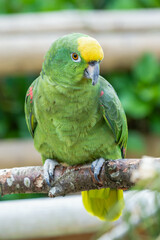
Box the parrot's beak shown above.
[84,61,100,86]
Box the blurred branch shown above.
[0,196,101,239]
[0,156,160,197]
[1,10,160,75]
[0,140,41,169]
[1,10,160,34]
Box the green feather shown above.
[99,76,128,156]
[25,80,37,138]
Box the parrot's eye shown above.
[71,53,81,62]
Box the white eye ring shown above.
[71,53,81,62]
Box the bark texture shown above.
[0,157,159,197]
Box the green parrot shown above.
[25,33,128,221]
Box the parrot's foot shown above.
[91,158,105,182]
[44,159,59,186]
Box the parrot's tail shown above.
[81,188,124,221]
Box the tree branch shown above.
[0,157,159,197]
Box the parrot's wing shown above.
[25,80,37,138]
[99,76,128,157]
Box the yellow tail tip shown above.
[81,188,124,221]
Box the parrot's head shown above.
[42,33,104,87]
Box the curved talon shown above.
[91,158,105,182]
[44,159,59,186]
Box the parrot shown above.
[25,33,128,221]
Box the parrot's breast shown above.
[33,77,121,165]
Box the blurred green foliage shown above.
[0,75,35,138]
[107,53,160,153]
[108,53,160,135]
[0,0,160,14]
[0,193,47,201]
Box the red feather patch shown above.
[27,87,33,103]
[100,91,104,97]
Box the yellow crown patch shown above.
[78,36,104,62]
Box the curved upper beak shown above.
[84,61,100,86]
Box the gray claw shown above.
[91,159,99,172]
[44,159,59,186]
[91,158,105,182]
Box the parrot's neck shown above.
[41,74,100,107]
[37,75,102,145]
